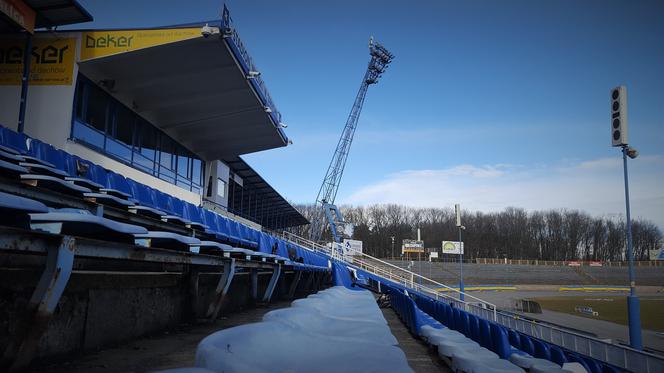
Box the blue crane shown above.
[310,37,394,244]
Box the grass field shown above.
[532,296,664,332]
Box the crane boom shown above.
[310,37,394,243]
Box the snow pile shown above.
[192,286,412,373]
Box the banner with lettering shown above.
[80,28,201,61]
[0,36,75,85]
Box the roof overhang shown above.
[77,26,288,160]
[225,156,308,229]
[1,0,92,33]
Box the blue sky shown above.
[70,0,664,228]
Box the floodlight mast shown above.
[310,38,394,243]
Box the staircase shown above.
[275,231,498,321]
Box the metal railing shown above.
[221,5,281,124]
[275,231,497,321]
[274,230,664,372]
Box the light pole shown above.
[622,144,642,350]
[610,85,642,350]
[458,225,465,301]
[390,236,395,260]
[455,204,465,301]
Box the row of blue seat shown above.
[0,125,328,268]
[412,295,622,373]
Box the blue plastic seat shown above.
[126,180,166,218]
[567,353,593,373]
[63,156,104,191]
[134,231,201,252]
[21,173,91,196]
[468,314,481,342]
[152,190,190,225]
[226,219,243,245]
[520,335,536,356]
[549,345,567,366]
[0,158,28,177]
[508,329,521,349]
[183,202,208,230]
[532,338,551,360]
[82,168,135,208]
[478,318,493,350]
[0,191,49,228]
[30,209,147,242]
[0,127,29,154]
[201,209,222,235]
[103,172,132,199]
[199,240,254,258]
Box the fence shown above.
[474,258,663,267]
[275,230,664,372]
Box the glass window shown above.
[113,104,135,146]
[192,158,202,186]
[85,84,108,133]
[177,149,190,179]
[217,178,226,198]
[159,136,176,171]
[71,74,204,194]
[74,80,85,121]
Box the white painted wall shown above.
[0,87,20,130]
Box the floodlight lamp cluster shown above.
[366,37,394,85]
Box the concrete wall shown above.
[0,265,327,365]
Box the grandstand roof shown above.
[76,20,288,161]
[1,0,92,32]
[224,156,309,228]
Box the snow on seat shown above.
[0,159,28,176]
[83,191,135,208]
[0,191,48,228]
[453,352,525,373]
[198,241,257,260]
[134,231,201,252]
[192,286,412,373]
[29,209,147,242]
[0,148,25,162]
[20,174,92,196]
[510,353,562,371]
[0,191,48,213]
[18,161,68,177]
[128,205,167,218]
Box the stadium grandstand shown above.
[1,2,663,373]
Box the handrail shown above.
[273,230,664,372]
[276,230,497,320]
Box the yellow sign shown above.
[0,36,75,85]
[80,28,202,61]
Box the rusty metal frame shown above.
[2,236,75,372]
[206,258,236,320]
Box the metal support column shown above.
[261,264,281,303]
[3,236,75,372]
[17,33,33,133]
[287,271,303,299]
[250,268,258,301]
[206,259,236,321]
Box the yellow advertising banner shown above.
[0,36,75,85]
[80,28,201,61]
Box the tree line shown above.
[290,204,662,262]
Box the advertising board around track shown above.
[442,241,464,255]
[402,239,424,254]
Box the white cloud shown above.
[344,155,664,229]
